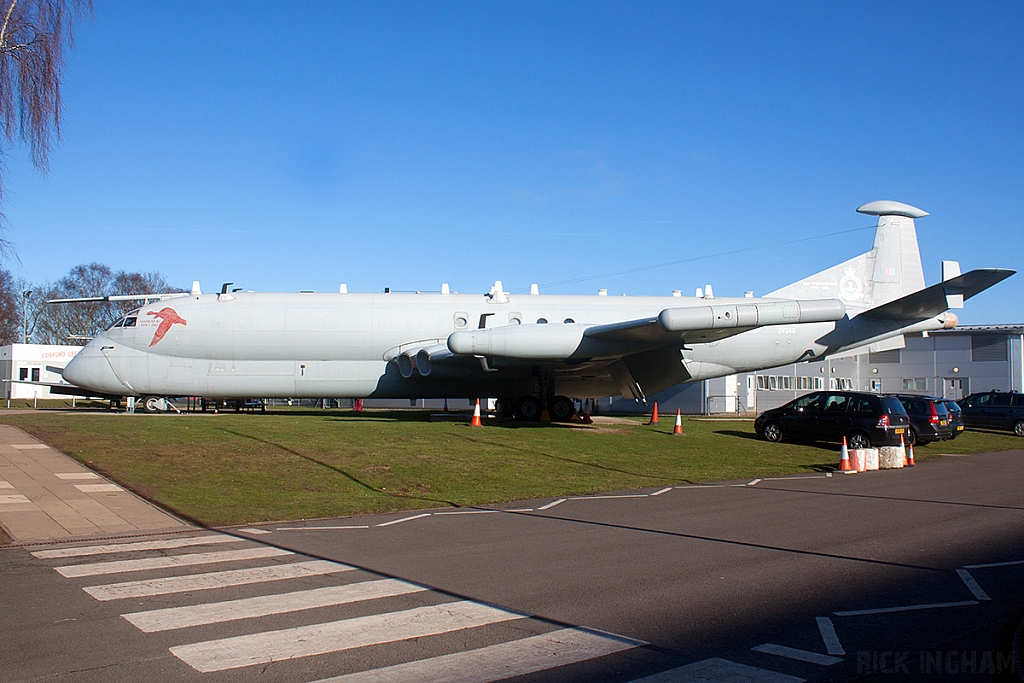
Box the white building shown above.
[0,344,83,399]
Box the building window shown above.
[870,379,882,392]
[902,378,927,391]
[31,368,39,382]
[781,376,793,390]
[971,335,1007,362]
[19,367,28,380]
[814,377,824,390]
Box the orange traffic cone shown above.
[673,409,683,435]
[906,439,915,467]
[839,437,854,472]
[582,399,593,424]
[470,398,482,427]
[647,402,659,425]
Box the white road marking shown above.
[276,525,370,530]
[33,534,243,559]
[170,600,528,673]
[674,484,727,489]
[505,508,533,512]
[956,569,991,601]
[84,560,353,600]
[55,547,291,578]
[376,513,432,527]
[74,484,123,493]
[123,579,428,632]
[570,494,647,500]
[815,616,845,655]
[55,472,100,480]
[0,481,12,489]
[628,657,805,682]
[748,479,762,486]
[236,528,272,534]
[308,627,646,683]
[11,444,48,449]
[435,510,499,515]
[651,487,673,496]
[835,600,977,617]
[965,559,1024,569]
[538,499,565,510]
[752,643,842,666]
[0,494,30,504]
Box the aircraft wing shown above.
[859,268,1015,321]
[446,298,847,360]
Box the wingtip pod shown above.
[657,298,845,333]
[856,200,929,219]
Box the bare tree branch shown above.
[0,0,91,259]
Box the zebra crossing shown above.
[32,532,647,681]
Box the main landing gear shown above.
[507,394,576,422]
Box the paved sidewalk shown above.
[0,424,189,542]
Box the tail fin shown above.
[767,200,927,312]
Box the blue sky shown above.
[4,1,1021,323]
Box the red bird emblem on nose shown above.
[147,307,187,346]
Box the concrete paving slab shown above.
[0,425,189,542]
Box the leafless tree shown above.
[0,0,92,255]
[0,265,19,343]
[30,262,184,344]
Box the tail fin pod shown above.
[767,200,927,311]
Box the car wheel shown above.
[848,432,870,449]
[1014,421,1024,437]
[513,396,542,421]
[549,396,575,422]
[906,428,917,446]
[762,421,783,443]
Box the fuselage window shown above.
[123,317,137,327]
[563,318,575,324]
[111,318,124,329]
[537,318,548,324]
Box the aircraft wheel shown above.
[761,421,783,443]
[513,396,542,421]
[141,396,164,414]
[549,396,575,422]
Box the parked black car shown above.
[941,399,964,439]
[958,391,1024,436]
[893,395,953,445]
[755,391,910,448]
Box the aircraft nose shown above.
[63,341,128,395]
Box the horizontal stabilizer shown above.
[860,268,1015,321]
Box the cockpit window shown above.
[109,309,142,330]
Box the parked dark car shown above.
[958,391,1024,436]
[754,391,910,448]
[941,399,964,439]
[893,395,953,445]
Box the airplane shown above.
[58,200,1013,419]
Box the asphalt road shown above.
[4,450,1023,682]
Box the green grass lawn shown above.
[1,409,1020,527]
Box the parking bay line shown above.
[376,513,432,527]
[32,534,244,559]
[834,600,978,617]
[816,616,845,655]
[752,643,842,666]
[956,569,991,601]
[965,559,1024,569]
[84,560,354,601]
[170,601,528,673]
[54,547,292,578]
[123,579,428,632]
[307,627,646,683]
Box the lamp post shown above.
[22,291,32,344]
